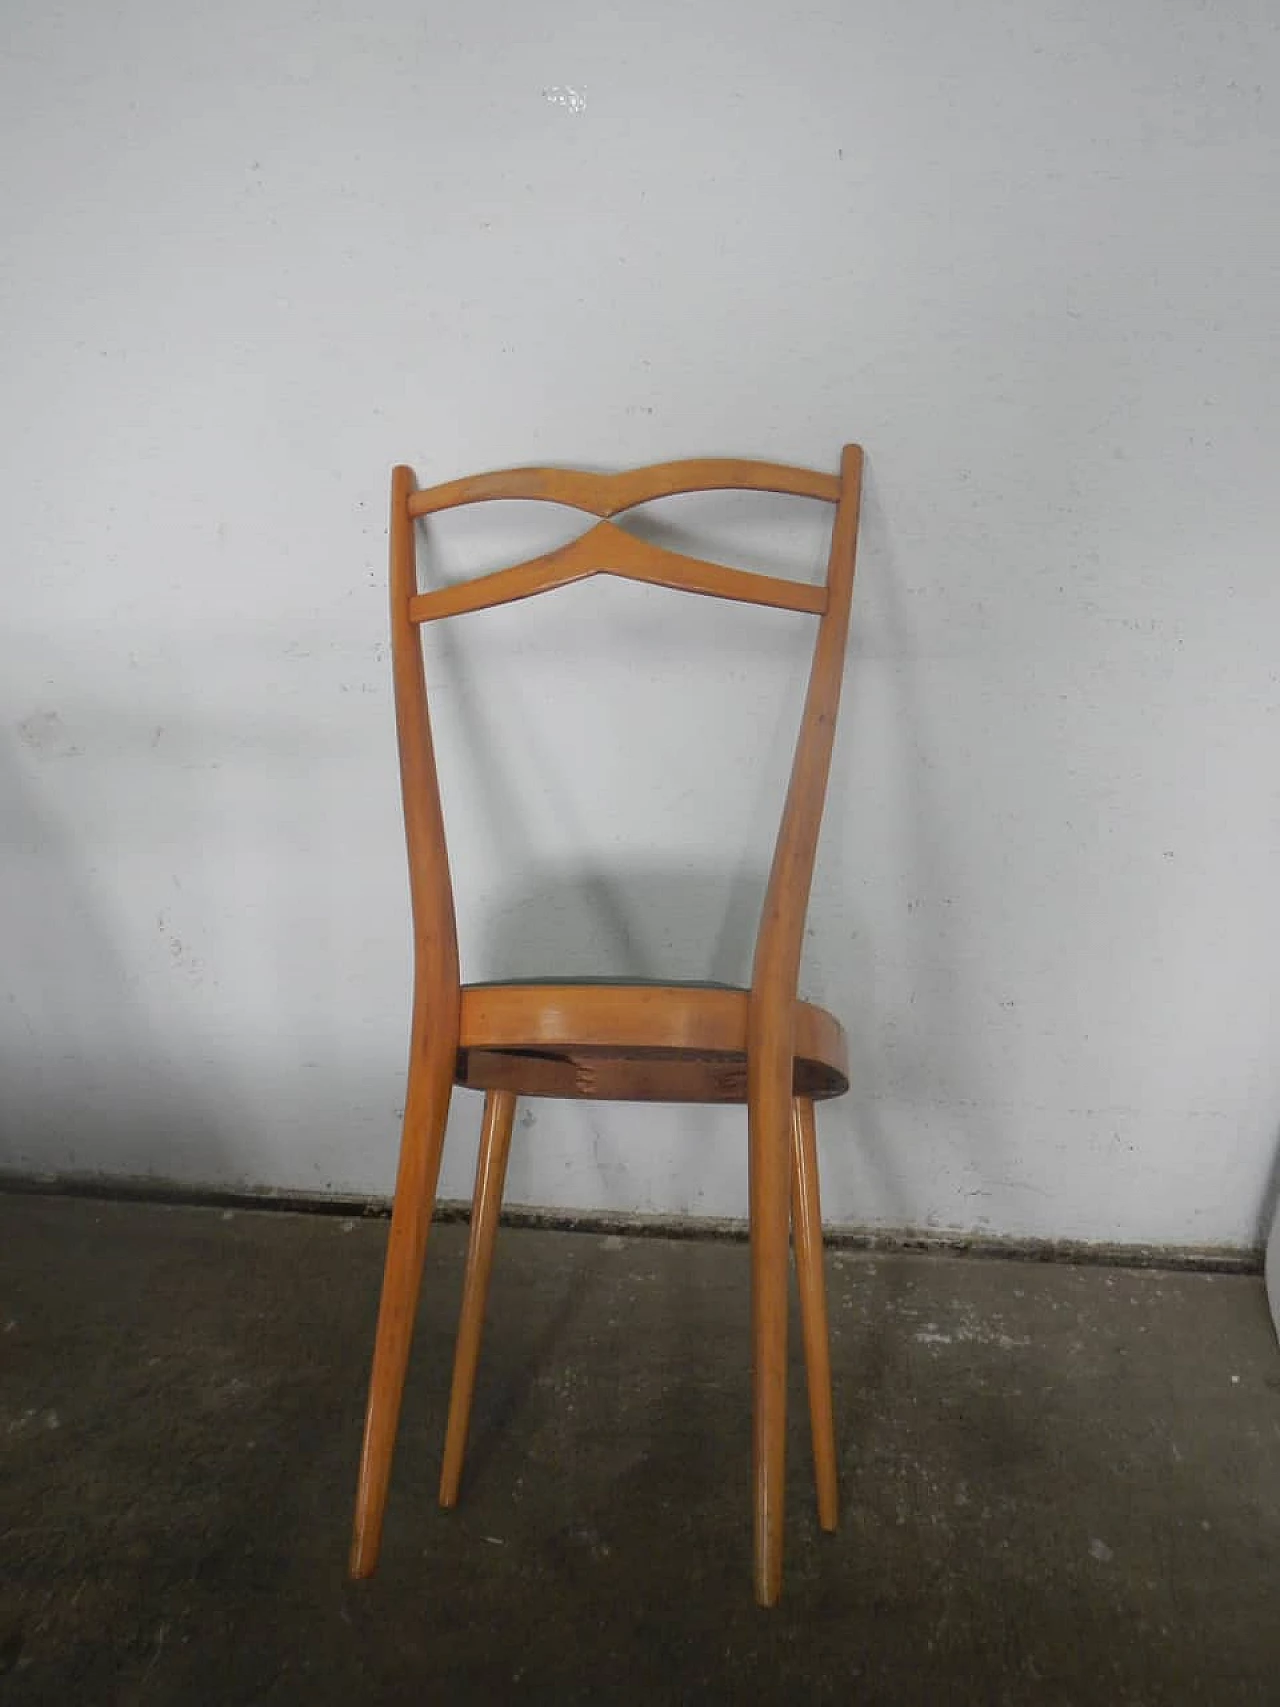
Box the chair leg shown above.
[747,1044,793,1607]
[791,1096,838,1532]
[349,1044,455,1579]
[439,1089,517,1508]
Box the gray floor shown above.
[1,1194,1278,1704]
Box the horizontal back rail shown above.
[406,458,842,521]
[408,517,827,622]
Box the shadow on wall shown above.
[815,466,1013,1232]
[0,734,234,1186]
[474,864,768,990]
[416,464,1002,1229]
[1263,1133,1280,1342]
[472,862,769,1212]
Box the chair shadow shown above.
[410,458,1017,1469]
[1261,1128,1280,1341]
[451,1236,595,1496]
[470,863,769,989]
[811,461,1014,1235]
[446,860,772,1482]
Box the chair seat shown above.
[455,981,849,1102]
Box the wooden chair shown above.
[349,448,864,1606]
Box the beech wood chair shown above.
[349,447,864,1606]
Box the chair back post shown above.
[749,443,864,1027]
[390,464,462,1055]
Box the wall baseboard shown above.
[0,1169,1261,1275]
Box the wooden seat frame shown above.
[349,448,864,1605]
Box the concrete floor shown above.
[1,1194,1278,1704]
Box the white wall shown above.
[4,0,1279,1249]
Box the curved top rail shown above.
[406,458,843,521]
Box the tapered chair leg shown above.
[791,1096,838,1531]
[439,1089,517,1508]
[747,1040,794,1607]
[349,1046,455,1578]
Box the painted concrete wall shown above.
[4,0,1279,1248]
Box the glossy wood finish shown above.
[439,1089,517,1509]
[350,466,462,1579]
[456,981,848,1102]
[747,444,862,1603]
[406,458,842,520]
[350,448,864,1605]
[409,519,827,623]
[791,1097,838,1532]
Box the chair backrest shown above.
[387,449,864,1033]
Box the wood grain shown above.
[747,443,862,1604]
[349,465,463,1579]
[406,458,842,520]
[456,1045,845,1104]
[409,518,826,622]
[458,982,846,1082]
